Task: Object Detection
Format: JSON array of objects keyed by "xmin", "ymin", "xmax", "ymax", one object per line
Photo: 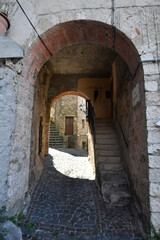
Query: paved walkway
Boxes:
[{"xmin": 21, "ymin": 148, "xmax": 141, "ymax": 240}]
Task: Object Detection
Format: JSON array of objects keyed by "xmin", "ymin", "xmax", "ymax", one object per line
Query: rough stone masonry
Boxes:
[{"xmin": 0, "ymin": 0, "xmax": 159, "ymax": 234}]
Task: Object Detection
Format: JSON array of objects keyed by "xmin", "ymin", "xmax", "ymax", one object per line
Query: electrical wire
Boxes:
[
  {"xmin": 15, "ymin": 0, "xmax": 160, "ymax": 64},
  {"xmin": 15, "ymin": 0, "xmax": 53, "ymax": 56}
]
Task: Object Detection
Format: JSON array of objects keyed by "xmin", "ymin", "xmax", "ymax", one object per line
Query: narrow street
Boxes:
[{"xmin": 22, "ymin": 148, "xmax": 141, "ymax": 240}]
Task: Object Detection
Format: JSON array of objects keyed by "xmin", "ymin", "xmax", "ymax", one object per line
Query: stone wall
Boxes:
[
  {"xmin": 51, "ymin": 95, "xmax": 88, "ymax": 149},
  {"xmin": 145, "ymin": 66, "xmax": 160, "ymax": 230},
  {"xmin": 113, "ymin": 55, "xmax": 149, "ymax": 234},
  {"xmin": 29, "ymin": 65, "xmax": 50, "ymax": 192},
  {"xmin": 0, "ymin": 60, "xmax": 19, "ymax": 212},
  {"xmin": 0, "ymin": 0, "xmax": 159, "ymax": 232}
]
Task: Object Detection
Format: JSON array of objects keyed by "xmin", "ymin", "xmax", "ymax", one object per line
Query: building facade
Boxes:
[{"xmin": 51, "ymin": 95, "xmax": 88, "ymax": 149}]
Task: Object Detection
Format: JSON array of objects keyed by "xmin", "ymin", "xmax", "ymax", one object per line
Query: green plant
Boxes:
[
  {"xmin": 6, "ymin": 216, "xmax": 18, "ymax": 226},
  {"xmin": 17, "ymin": 211, "xmax": 26, "ymax": 222},
  {"xmin": 0, "ymin": 206, "xmax": 6, "ymax": 223},
  {"xmin": 0, "ymin": 207, "xmax": 27, "ymax": 240},
  {"xmin": 52, "ymin": 230, "xmax": 59, "ymax": 236},
  {"xmin": 25, "ymin": 222, "xmax": 36, "ymax": 231},
  {"xmin": 69, "ymin": 232, "xmax": 75, "ymax": 236},
  {"xmin": 147, "ymin": 223, "xmax": 160, "ymax": 240},
  {"xmin": 0, "ymin": 227, "xmax": 7, "ymax": 240},
  {"xmin": 94, "ymin": 228, "xmax": 99, "ymax": 233},
  {"xmin": 30, "ymin": 232, "xmax": 37, "ymax": 238}
]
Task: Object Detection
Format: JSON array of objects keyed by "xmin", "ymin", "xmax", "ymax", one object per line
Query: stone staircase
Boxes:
[
  {"xmin": 95, "ymin": 118, "xmax": 131, "ymax": 206},
  {"xmin": 49, "ymin": 124, "xmax": 64, "ymax": 148}
]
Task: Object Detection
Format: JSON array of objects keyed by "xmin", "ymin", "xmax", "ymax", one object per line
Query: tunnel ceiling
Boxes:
[{"xmin": 47, "ymin": 43, "xmax": 117, "ymax": 76}]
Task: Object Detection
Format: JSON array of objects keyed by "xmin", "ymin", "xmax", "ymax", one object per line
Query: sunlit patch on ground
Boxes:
[{"xmin": 49, "ymin": 148, "xmax": 95, "ymax": 180}]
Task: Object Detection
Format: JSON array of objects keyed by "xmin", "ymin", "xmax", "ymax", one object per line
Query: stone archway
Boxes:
[
  {"xmin": 51, "ymin": 91, "xmax": 89, "ymax": 106},
  {"xmin": 8, "ymin": 20, "xmax": 149, "ymax": 233}
]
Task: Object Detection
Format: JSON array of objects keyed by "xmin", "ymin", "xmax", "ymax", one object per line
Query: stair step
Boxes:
[
  {"xmin": 49, "ymin": 124, "xmax": 64, "ymax": 147},
  {"xmin": 100, "ymin": 163, "xmax": 123, "ymax": 171},
  {"xmin": 97, "ymin": 156, "xmax": 121, "ymax": 164},
  {"xmin": 49, "ymin": 137, "xmax": 63, "ymax": 139},
  {"xmin": 95, "ymin": 124, "xmax": 114, "ymax": 127},
  {"xmin": 96, "ymin": 139, "xmax": 118, "ymax": 144},
  {"xmin": 97, "ymin": 150, "xmax": 120, "ymax": 157},
  {"xmin": 95, "ymin": 118, "xmax": 131, "ymax": 207},
  {"xmin": 95, "ymin": 144, "xmax": 119, "ymax": 150},
  {"xmin": 50, "ymin": 145, "xmax": 63, "ymax": 147},
  {"xmin": 101, "ymin": 171, "xmax": 126, "ymax": 182},
  {"xmin": 96, "ymin": 129, "xmax": 115, "ymax": 134},
  {"xmin": 96, "ymin": 134, "xmax": 117, "ymax": 139}
]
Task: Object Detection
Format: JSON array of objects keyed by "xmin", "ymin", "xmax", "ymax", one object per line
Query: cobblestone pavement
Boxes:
[{"xmin": 21, "ymin": 148, "xmax": 141, "ymax": 240}]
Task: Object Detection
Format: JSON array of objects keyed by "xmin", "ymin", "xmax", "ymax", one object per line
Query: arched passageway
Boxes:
[{"xmin": 14, "ymin": 20, "xmax": 149, "ymax": 235}]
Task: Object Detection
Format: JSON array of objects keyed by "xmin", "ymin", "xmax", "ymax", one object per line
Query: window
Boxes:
[{"xmin": 65, "ymin": 117, "xmax": 73, "ymax": 135}]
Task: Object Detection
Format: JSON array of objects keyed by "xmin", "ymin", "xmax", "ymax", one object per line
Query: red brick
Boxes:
[
  {"xmin": 115, "ymin": 31, "xmax": 139, "ymax": 75},
  {"xmin": 63, "ymin": 21, "xmax": 81, "ymax": 45}
]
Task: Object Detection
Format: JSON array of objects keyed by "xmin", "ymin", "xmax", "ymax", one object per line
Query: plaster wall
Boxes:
[
  {"xmin": 78, "ymin": 78, "xmax": 112, "ymax": 118},
  {"xmin": 0, "ymin": 61, "xmax": 18, "ymax": 211}
]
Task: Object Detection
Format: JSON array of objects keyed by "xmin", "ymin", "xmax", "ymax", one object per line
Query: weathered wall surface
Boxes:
[
  {"xmin": 145, "ymin": 66, "xmax": 160, "ymax": 229},
  {"xmin": 113, "ymin": 56, "xmax": 149, "ymax": 233},
  {"xmin": 0, "ymin": 0, "xmax": 159, "ymax": 232},
  {"xmin": 0, "ymin": 60, "xmax": 19, "ymax": 211},
  {"xmin": 29, "ymin": 65, "xmax": 50, "ymax": 191}
]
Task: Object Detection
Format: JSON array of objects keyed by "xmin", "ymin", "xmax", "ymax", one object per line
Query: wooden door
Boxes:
[{"xmin": 65, "ymin": 117, "xmax": 73, "ymax": 135}]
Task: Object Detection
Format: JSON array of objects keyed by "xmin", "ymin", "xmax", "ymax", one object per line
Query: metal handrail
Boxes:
[
  {"xmin": 86, "ymin": 100, "xmax": 96, "ymax": 143},
  {"xmin": 113, "ymin": 104, "xmax": 129, "ymax": 148}
]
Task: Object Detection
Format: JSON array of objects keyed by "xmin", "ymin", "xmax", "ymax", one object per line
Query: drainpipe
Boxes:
[{"xmin": 113, "ymin": 0, "xmax": 116, "ymax": 27}]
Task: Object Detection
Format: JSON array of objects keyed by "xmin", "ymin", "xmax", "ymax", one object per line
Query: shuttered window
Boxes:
[{"xmin": 65, "ymin": 117, "xmax": 73, "ymax": 135}]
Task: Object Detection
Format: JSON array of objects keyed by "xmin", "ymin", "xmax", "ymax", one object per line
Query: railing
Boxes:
[
  {"xmin": 86, "ymin": 100, "xmax": 96, "ymax": 143},
  {"xmin": 113, "ymin": 104, "xmax": 129, "ymax": 148}
]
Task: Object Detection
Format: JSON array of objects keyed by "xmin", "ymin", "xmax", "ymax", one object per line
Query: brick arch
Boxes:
[
  {"xmin": 50, "ymin": 91, "xmax": 89, "ymax": 107},
  {"xmin": 24, "ymin": 20, "xmax": 142, "ymax": 85}
]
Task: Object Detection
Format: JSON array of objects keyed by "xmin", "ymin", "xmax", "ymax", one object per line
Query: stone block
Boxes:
[
  {"xmin": 35, "ymin": 0, "xmax": 112, "ymax": 15},
  {"xmin": 146, "ymin": 106, "xmax": 160, "ymax": 120},
  {"xmin": 147, "ymin": 130, "xmax": 160, "ymax": 144},
  {"xmin": 145, "ymin": 92, "xmax": 160, "ymax": 105},
  {"xmin": 143, "ymin": 63, "xmax": 160, "ymax": 75},
  {"xmin": 0, "ymin": 221, "xmax": 22, "ymax": 240},
  {"xmin": 147, "ymin": 119, "xmax": 160, "ymax": 128},
  {"xmin": 116, "ymin": 0, "xmax": 160, "ymax": 7},
  {"xmin": 150, "ymin": 196, "xmax": 160, "ymax": 212},
  {"xmin": 151, "ymin": 212, "xmax": 160, "ymax": 230},
  {"xmin": 150, "ymin": 183, "xmax": 160, "ymax": 196},
  {"xmin": 149, "ymin": 169, "xmax": 160, "ymax": 183},
  {"xmin": 145, "ymin": 81, "xmax": 158, "ymax": 92},
  {"xmin": 149, "ymin": 155, "xmax": 160, "ymax": 168},
  {"xmin": 144, "ymin": 74, "xmax": 160, "ymax": 82}
]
